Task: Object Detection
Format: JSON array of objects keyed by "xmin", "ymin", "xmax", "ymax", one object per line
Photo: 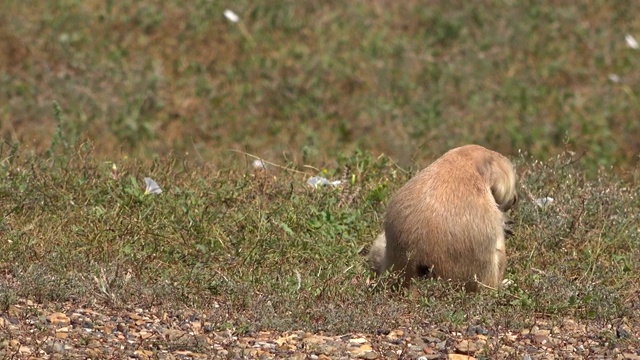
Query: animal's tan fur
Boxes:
[{"xmin": 367, "ymin": 144, "xmax": 517, "ymax": 291}]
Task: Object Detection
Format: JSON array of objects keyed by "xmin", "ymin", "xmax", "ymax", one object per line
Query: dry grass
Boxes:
[
  {"xmin": 0, "ymin": 0, "xmax": 639, "ymax": 343},
  {"xmin": 2, "ymin": 1, "xmax": 640, "ymax": 172}
]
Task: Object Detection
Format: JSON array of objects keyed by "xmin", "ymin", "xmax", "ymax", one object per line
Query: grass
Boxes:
[
  {"xmin": 1, "ymin": 141, "xmax": 638, "ymax": 338},
  {"xmin": 3, "ymin": 1, "xmax": 640, "ymax": 172},
  {"xmin": 0, "ymin": 0, "xmax": 639, "ymax": 344}
]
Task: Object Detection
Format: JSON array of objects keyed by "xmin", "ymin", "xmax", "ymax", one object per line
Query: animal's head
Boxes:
[{"xmin": 474, "ymin": 149, "xmax": 517, "ymax": 212}]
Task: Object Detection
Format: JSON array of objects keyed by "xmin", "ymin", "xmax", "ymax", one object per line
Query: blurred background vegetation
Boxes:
[{"xmin": 1, "ymin": 0, "xmax": 639, "ymax": 176}]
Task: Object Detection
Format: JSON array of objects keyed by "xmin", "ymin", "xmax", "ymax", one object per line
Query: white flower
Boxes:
[
  {"xmin": 608, "ymin": 74, "xmax": 621, "ymax": 83},
  {"xmin": 501, "ymin": 279, "xmax": 515, "ymax": 288},
  {"xmin": 109, "ymin": 162, "xmax": 120, "ymax": 180},
  {"xmin": 224, "ymin": 9, "xmax": 240, "ymax": 23},
  {"xmin": 535, "ymin": 197, "xmax": 554, "ymax": 208},
  {"xmin": 625, "ymin": 34, "xmax": 638, "ymax": 49},
  {"xmin": 307, "ymin": 176, "xmax": 343, "ymax": 188},
  {"xmin": 252, "ymin": 159, "xmax": 266, "ymax": 169},
  {"xmin": 144, "ymin": 177, "xmax": 162, "ymax": 195}
]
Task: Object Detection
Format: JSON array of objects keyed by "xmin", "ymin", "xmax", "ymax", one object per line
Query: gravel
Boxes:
[{"xmin": 0, "ymin": 299, "xmax": 638, "ymax": 359}]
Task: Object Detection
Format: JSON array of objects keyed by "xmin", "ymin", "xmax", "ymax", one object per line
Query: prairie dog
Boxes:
[{"xmin": 368, "ymin": 144, "xmax": 517, "ymax": 291}]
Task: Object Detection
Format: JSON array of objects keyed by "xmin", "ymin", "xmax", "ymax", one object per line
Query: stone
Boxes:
[
  {"xmin": 349, "ymin": 337, "xmax": 368, "ymax": 344},
  {"xmin": 18, "ymin": 346, "xmax": 31, "ymax": 355},
  {"xmin": 448, "ymin": 355, "xmax": 476, "ymax": 360},
  {"xmin": 455, "ymin": 339, "xmax": 479, "ymax": 354},
  {"xmin": 617, "ymin": 325, "xmax": 633, "ymax": 339},
  {"xmin": 46, "ymin": 312, "xmax": 70, "ymax": 326},
  {"xmin": 358, "ymin": 351, "xmax": 379, "ymax": 359}
]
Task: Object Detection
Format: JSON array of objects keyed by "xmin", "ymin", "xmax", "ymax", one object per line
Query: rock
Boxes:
[
  {"xmin": 116, "ymin": 322, "xmax": 128, "ymax": 333},
  {"xmin": 275, "ymin": 333, "xmax": 298, "ymax": 346},
  {"xmin": 448, "ymin": 355, "xmax": 476, "ymax": 360},
  {"xmin": 46, "ymin": 312, "xmax": 70, "ymax": 326},
  {"xmin": 358, "ymin": 351, "xmax": 379, "ymax": 359},
  {"xmin": 85, "ymin": 349, "xmax": 103, "ymax": 358},
  {"xmin": 52, "ymin": 342, "xmax": 65, "ymax": 353},
  {"xmin": 191, "ymin": 320, "xmax": 202, "ymax": 332},
  {"xmin": 419, "ymin": 355, "xmax": 441, "ymax": 360},
  {"xmin": 8, "ymin": 339, "xmax": 19, "ymax": 350},
  {"xmin": 350, "ymin": 343, "xmax": 373, "ymax": 352},
  {"xmin": 531, "ymin": 329, "xmax": 551, "ymax": 336},
  {"xmin": 531, "ymin": 335, "xmax": 550, "ymax": 345},
  {"xmin": 302, "ymin": 335, "xmax": 334, "ymax": 344},
  {"xmin": 349, "ymin": 344, "xmax": 374, "ymax": 357},
  {"xmin": 349, "ymin": 337, "xmax": 368, "ymax": 344},
  {"xmin": 387, "ymin": 329, "xmax": 404, "ymax": 340},
  {"xmin": 383, "ymin": 350, "xmax": 400, "ymax": 358},
  {"xmin": 7, "ymin": 306, "xmax": 20, "ymax": 317},
  {"xmin": 617, "ymin": 325, "xmax": 632, "ymax": 339},
  {"xmin": 423, "ymin": 336, "xmax": 441, "ymax": 343},
  {"xmin": 242, "ymin": 348, "xmax": 259, "ymax": 357},
  {"xmin": 315, "ymin": 344, "xmax": 337, "ymax": 355},
  {"xmin": 455, "ymin": 339, "xmax": 479, "ymax": 354},
  {"xmin": 466, "ymin": 325, "xmax": 488, "ymax": 336},
  {"xmin": 134, "ymin": 349, "xmax": 154, "ymax": 359}
]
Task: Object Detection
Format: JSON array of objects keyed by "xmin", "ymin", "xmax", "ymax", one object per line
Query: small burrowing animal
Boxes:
[{"xmin": 368, "ymin": 144, "xmax": 518, "ymax": 291}]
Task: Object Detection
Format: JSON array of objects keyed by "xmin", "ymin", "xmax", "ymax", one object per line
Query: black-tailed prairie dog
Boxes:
[{"xmin": 368, "ymin": 144, "xmax": 517, "ymax": 291}]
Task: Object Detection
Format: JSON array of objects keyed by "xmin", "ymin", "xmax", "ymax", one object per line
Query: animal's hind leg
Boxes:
[
  {"xmin": 474, "ymin": 236, "xmax": 506, "ymax": 290},
  {"xmin": 490, "ymin": 235, "xmax": 507, "ymax": 288}
]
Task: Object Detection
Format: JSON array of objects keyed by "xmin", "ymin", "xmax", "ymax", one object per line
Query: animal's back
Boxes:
[{"xmin": 382, "ymin": 145, "xmax": 508, "ymax": 287}]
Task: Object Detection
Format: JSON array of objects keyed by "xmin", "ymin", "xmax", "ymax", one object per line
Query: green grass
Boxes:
[
  {"xmin": 0, "ymin": 142, "xmax": 638, "ymax": 337},
  {"xmin": 3, "ymin": 1, "xmax": 640, "ymax": 173},
  {"xmin": 0, "ymin": 0, "xmax": 639, "ymax": 344}
]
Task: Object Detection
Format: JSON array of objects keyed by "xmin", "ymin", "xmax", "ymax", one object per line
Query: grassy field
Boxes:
[{"xmin": 1, "ymin": 0, "xmax": 639, "ymax": 344}]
